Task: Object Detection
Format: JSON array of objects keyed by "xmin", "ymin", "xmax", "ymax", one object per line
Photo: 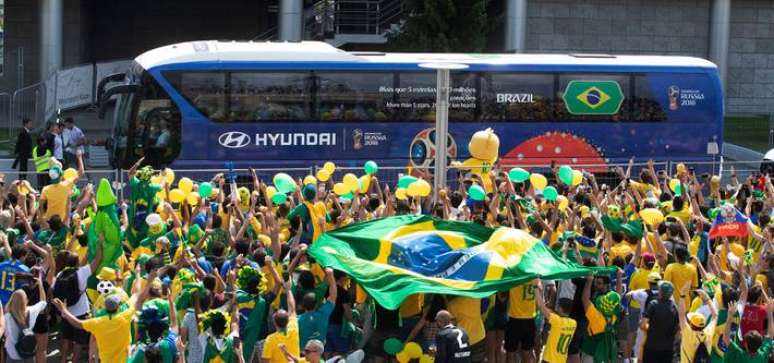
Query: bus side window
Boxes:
[
  {"xmin": 479, "ymin": 73, "xmax": 553, "ymax": 122},
  {"xmin": 316, "ymin": 72, "xmax": 394, "ymax": 122},
  {"xmin": 228, "ymin": 72, "xmax": 312, "ymax": 122},
  {"xmin": 633, "ymin": 75, "xmax": 667, "ymax": 122}
]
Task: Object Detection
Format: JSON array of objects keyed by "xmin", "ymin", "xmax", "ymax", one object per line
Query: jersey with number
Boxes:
[
  {"xmin": 435, "ymin": 324, "xmax": 472, "ymax": 363},
  {"xmin": 543, "ymin": 313, "xmax": 577, "ymax": 363},
  {"xmin": 508, "ymin": 281, "xmax": 537, "ymax": 319}
]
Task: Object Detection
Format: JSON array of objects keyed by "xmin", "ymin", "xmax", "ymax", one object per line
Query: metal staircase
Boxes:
[{"xmin": 255, "ymin": 0, "xmax": 406, "ymax": 47}]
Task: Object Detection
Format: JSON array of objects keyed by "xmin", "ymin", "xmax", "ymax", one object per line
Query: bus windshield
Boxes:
[{"xmin": 112, "ymin": 69, "xmax": 181, "ymax": 169}]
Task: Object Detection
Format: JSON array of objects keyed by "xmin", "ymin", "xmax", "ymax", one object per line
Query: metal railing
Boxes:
[
  {"xmin": 0, "ymin": 158, "xmax": 763, "ymax": 204},
  {"xmin": 11, "ymin": 83, "xmax": 46, "ymax": 133},
  {"xmin": 0, "ymin": 93, "xmax": 12, "ymax": 143}
]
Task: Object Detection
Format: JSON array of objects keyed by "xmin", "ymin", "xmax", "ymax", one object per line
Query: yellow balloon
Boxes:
[
  {"xmin": 303, "ymin": 175, "xmax": 317, "ymax": 185},
  {"xmin": 156, "ymin": 189, "xmax": 166, "ymax": 201},
  {"xmin": 571, "ymin": 170, "xmax": 584, "ymax": 186},
  {"xmin": 669, "ymin": 178, "xmax": 681, "ymax": 193},
  {"xmin": 395, "ymin": 188, "xmax": 408, "ymax": 200},
  {"xmin": 178, "ymin": 177, "xmax": 194, "ymax": 193},
  {"xmin": 407, "ymin": 181, "xmax": 422, "ymax": 197},
  {"xmin": 529, "ymin": 173, "xmax": 548, "ymax": 190},
  {"xmin": 150, "ymin": 175, "xmax": 163, "ymax": 185},
  {"xmin": 63, "ymin": 168, "xmax": 78, "ymax": 182},
  {"xmin": 556, "ymin": 195, "xmax": 569, "ymax": 211},
  {"xmin": 359, "ymin": 175, "xmax": 372, "ymax": 193},
  {"xmin": 419, "ymin": 354, "xmax": 434, "ymax": 363},
  {"xmin": 676, "ymin": 163, "xmax": 687, "ymax": 176},
  {"xmin": 187, "ymin": 192, "xmax": 200, "ymax": 206},
  {"xmin": 169, "ymin": 189, "xmax": 185, "ymax": 203},
  {"xmin": 333, "ymin": 182, "xmax": 349, "ymax": 196},
  {"xmin": 403, "ymin": 342, "xmax": 423, "ymax": 359},
  {"xmin": 639, "ymin": 208, "xmax": 664, "ymax": 225},
  {"xmin": 266, "ymin": 186, "xmax": 277, "ymax": 199},
  {"xmin": 316, "ymin": 169, "xmax": 331, "ymax": 182},
  {"xmin": 416, "ymin": 179, "xmax": 431, "ymax": 197},
  {"xmin": 396, "ymin": 351, "xmax": 410, "ymax": 363},
  {"xmin": 323, "ymin": 161, "xmax": 336, "ymax": 174},
  {"xmin": 342, "ymin": 173, "xmax": 359, "ymax": 192},
  {"xmin": 164, "ymin": 168, "xmax": 175, "ymax": 184}
]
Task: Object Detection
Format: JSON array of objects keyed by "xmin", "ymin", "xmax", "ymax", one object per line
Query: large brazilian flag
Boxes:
[{"xmin": 309, "ymin": 215, "xmax": 613, "ymax": 309}]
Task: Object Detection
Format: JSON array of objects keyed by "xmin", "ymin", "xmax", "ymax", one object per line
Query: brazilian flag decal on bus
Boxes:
[
  {"xmin": 563, "ymin": 80, "xmax": 624, "ymax": 115},
  {"xmin": 309, "ymin": 215, "xmax": 612, "ymax": 309}
]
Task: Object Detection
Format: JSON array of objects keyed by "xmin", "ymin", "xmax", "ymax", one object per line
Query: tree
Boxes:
[{"xmin": 386, "ymin": 0, "xmax": 494, "ymax": 52}]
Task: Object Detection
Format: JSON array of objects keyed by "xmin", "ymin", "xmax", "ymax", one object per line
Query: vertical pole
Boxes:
[
  {"xmin": 17, "ymin": 47, "xmax": 23, "ymax": 90},
  {"xmin": 40, "ymin": 0, "xmax": 63, "ymax": 81},
  {"xmin": 505, "ymin": 0, "xmax": 527, "ymax": 52},
  {"xmin": 709, "ymin": 0, "xmax": 730, "ymax": 87},
  {"xmin": 279, "ymin": 0, "xmax": 303, "ymax": 41},
  {"xmin": 434, "ymin": 69, "xmax": 450, "ymax": 202}
]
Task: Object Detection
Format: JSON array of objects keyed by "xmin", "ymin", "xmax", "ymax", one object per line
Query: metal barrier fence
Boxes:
[
  {"xmin": 1, "ymin": 158, "xmax": 765, "ymax": 203},
  {"xmin": 11, "ymin": 83, "xmax": 46, "ymax": 132},
  {"xmin": 0, "ymin": 93, "xmax": 12, "ymax": 143}
]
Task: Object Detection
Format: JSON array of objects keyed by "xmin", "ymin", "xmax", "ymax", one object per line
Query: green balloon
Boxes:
[
  {"xmin": 341, "ymin": 192, "xmax": 353, "ymax": 200},
  {"xmin": 71, "ymin": 186, "xmax": 81, "ymax": 201},
  {"xmin": 398, "ymin": 175, "xmax": 418, "ymax": 189},
  {"xmin": 273, "ymin": 173, "xmax": 296, "ymax": 194},
  {"xmin": 508, "ymin": 168, "xmax": 530, "ymax": 183},
  {"xmin": 558, "ymin": 165, "xmax": 573, "ymax": 186},
  {"xmin": 383, "ymin": 338, "xmax": 404, "ymax": 355},
  {"xmin": 674, "ymin": 184, "xmax": 682, "ymax": 197},
  {"xmin": 364, "ymin": 160, "xmax": 379, "ymax": 175},
  {"xmin": 271, "ymin": 193, "xmax": 288, "ymax": 204},
  {"xmin": 468, "ymin": 185, "xmax": 486, "ymax": 201},
  {"xmin": 198, "ymin": 182, "xmax": 213, "ymax": 198},
  {"xmin": 543, "ymin": 186, "xmax": 558, "ymax": 201}
]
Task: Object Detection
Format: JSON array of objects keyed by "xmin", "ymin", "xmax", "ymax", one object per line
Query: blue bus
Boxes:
[{"xmin": 100, "ymin": 41, "xmax": 723, "ymax": 172}]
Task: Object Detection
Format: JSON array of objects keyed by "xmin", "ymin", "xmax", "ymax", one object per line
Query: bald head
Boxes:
[{"xmin": 436, "ymin": 310, "xmax": 453, "ymax": 326}]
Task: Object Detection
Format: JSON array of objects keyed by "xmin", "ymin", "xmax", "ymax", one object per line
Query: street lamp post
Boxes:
[{"xmin": 418, "ymin": 63, "xmax": 469, "ymax": 202}]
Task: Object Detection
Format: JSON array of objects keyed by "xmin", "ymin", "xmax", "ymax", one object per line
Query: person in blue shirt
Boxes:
[
  {"xmin": 298, "ymin": 267, "xmax": 337, "ymax": 349},
  {"xmin": 0, "ymin": 244, "xmax": 31, "ymax": 305}
]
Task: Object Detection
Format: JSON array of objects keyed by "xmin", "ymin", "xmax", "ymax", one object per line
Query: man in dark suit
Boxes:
[{"xmin": 12, "ymin": 118, "xmax": 33, "ymax": 180}]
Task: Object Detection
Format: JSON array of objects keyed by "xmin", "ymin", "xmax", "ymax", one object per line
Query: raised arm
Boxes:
[
  {"xmin": 535, "ymin": 280, "xmax": 552, "ymax": 318},
  {"xmin": 325, "ymin": 267, "xmax": 337, "ymax": 304},
  {"xmin": 582, "ymin": 275, "xmax": 593, "ymax": 310}
]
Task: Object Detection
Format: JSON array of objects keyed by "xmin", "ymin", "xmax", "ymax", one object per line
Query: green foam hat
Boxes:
[{"xmin": 96, "ymin": 178, "xmax": 117, "ymax": 207}]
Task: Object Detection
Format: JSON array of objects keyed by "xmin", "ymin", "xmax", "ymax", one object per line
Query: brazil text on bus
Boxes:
[{"xmin": 100, "ymin": 41, "xmax": 723, "ymax": 173}]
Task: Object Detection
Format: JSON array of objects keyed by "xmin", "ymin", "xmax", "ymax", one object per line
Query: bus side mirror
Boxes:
[
  {"xmin": 98, "ymin": 84, "xmax": 140, "ymax": 119},
  {"xmin": 96, "ymin": 73, "xmax": 126, "ymax": 105}
]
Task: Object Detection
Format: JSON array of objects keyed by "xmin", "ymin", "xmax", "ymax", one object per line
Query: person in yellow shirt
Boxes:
[
  {"xmin": 536, "ymin": 281, "xmax": 576, "ymax": 363},
  {"xmin": 664, "ymin": 245, "xmax": 698, "ymax": 306},
  {"xmin": 40, "ymin": 152, "xmax": 83, "ymax": 220},
  {"xmin": 52, "ymin": 267, "xmax": 155, "ymax": 363},
  {"xmin": 447, "ymin": 296, "xmax": 486, "ymax": 362},
  {"xmin": 677, "ymin": 286, "xmax": 717, "ymax": 363},
  {"xmin": 505, "ymin": 280, "xmax": 537, "ymax": 363},
  {"xmin": 262, "ymin": 277, "xmax": 299, "ymax": 363}
]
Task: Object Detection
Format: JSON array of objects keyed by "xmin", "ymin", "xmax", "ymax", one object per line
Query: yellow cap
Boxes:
[{"xmin": 687, "ymin": 312, "xmax": 706, "ymax": 328}]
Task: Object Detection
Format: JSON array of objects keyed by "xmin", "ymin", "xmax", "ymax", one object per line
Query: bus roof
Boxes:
[{"xmin": 136, "ymin": 40, "xmax": 718, "ymax": 70}]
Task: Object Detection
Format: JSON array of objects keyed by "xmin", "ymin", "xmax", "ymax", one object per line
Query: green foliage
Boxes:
[{"xmin": 386, "ymin": 0, "xmax": 494, "ymax": 52}]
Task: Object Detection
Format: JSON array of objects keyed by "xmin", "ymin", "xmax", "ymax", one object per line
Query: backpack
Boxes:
[
  {"xmin": 13, "ymin": 313, "xmax": 36, "ymax": 358},
  {"xmin": 643, "ymin": 289, "xmax": 657, "ymax": 310},
  {"xmin": 693, "ymin": 334, "xmax": 710, "ymax": 363},
  {"xmin": 53, "ymin": 268, "xmax": 81, "ymax": 306}
]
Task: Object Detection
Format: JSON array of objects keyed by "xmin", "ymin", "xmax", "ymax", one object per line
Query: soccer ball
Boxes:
[
  {"xmin": 97, "ymin": 280, "xmax": 115, "ymax": 296},
  {"xmin": 408, "ymin": 128, "xmax": 457, "ymax": 171}
]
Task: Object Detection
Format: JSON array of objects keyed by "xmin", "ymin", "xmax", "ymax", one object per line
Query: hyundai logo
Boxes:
[{"xmin": 218, "ymin": 132, "xmax": 251, "ymax": 148}]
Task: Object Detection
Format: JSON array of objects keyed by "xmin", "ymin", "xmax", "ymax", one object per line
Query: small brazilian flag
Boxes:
[{"xmin": 309, "ymin": 215, "xmax": 613, "ymax": 309}]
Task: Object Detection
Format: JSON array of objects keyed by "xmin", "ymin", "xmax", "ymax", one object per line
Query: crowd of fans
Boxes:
[{"xmin": 0, "ymin": 150, "xmax": 772, "ymax": 363}]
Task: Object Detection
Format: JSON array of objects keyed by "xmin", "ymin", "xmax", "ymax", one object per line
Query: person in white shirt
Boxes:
[
  {"xmin": 52, "ymin": 123, "xmax": 64, "ymax": 164},
  {"xmin": 5, "ymin": 279, "xmax": 44, "ymax": 362},
  {"xmin": 62, "ymin": 118, "xmax": 85, "ymax": 169}
]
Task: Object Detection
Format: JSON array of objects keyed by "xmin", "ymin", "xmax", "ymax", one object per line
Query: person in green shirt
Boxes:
[
  {"xmin": 722, "ymin": 297, "xmax": 774, "ymax": 363},
  {"xmin": 298, "ymin": 267, "xmax": 336, "ymax": 349},
  {"xmin": 237, "ymin": 257, "xmax": 282, "ymax": 363},
  {"xmin": 130, "ymin": 288, "xmax": 179, "ymax": 363}
]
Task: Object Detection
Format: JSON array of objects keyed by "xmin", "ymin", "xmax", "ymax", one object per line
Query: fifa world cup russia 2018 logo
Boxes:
[
  {"xmin": 668, "ymin": 86, "xmax": 680, "ymax": 111},
  {"xmin": 353, "ymin": 129, "xmax": 363, "ymax": 150}
]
